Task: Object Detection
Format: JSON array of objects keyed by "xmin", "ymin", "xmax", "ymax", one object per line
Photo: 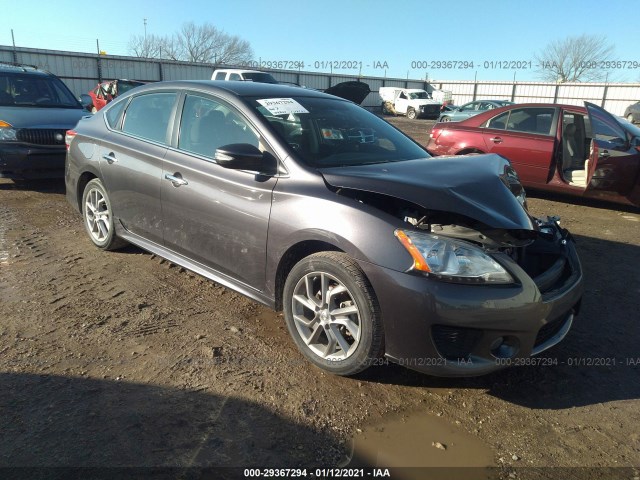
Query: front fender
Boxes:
[{"xmin": 265, "ymin": 186, "xmax": 412, "ymax": 296}]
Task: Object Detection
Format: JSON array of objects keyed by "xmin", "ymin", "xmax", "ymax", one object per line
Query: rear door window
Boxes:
[{"xmin": 122, "ymin": 92, "xmax": 177, "ymax": 144}]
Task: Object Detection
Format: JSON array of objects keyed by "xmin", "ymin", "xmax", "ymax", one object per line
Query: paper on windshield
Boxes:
[{"xmin": 257, "ymin": 98, "xmax": 309, "ymax": 115}]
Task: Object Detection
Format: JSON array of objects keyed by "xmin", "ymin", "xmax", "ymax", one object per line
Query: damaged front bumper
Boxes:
[{"xmin": 359, "ymin": 217, "xmax": 583, "ymax": 376}]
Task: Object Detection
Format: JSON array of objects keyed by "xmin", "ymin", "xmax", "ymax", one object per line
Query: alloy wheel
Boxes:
[
  {"xmin": 85, "ymin": 187, "xmax": 111, "ymax": 243},
  {"xmin": 291, "ymin": 271, "xmax": 361, "ymax": 361}
]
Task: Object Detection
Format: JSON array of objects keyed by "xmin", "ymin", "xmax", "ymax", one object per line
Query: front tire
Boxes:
[
  {"xmin": 82, "ymin": 178, "xmax": 126, "ymax": 250},
  {"xmin": 440, "ymin": 116, "xmax": 451, "ymax": 122},
  {"xmin": 407, "ymin": 107, "xmax": 417, "ymax": 120},
  {"xmin": 627, "ymin": 114, "xmax": 635, "ymax": 124},
  {"xmin": 283, "ymin": 252, "xmax": 384, "ymax": 376}
]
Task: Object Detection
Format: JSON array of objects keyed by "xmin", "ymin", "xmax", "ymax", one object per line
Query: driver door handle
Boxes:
[
  {"xmin": 489, "ymin": 137, "xmax": 503, "ymax": 144},
  {"xmin": 599, "ymin": 150, "xmax": 610, "ymax": 158},
  {"xmin": 165, "ymin": 173, "xmax": 189, "ymax": 187},
  {"xmin": 102, "ymin": 153, "xmax": 117, "ymax": 164}
]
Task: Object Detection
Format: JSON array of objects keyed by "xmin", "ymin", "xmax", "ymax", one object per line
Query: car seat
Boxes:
[{"xmin": 562, "ymin": 123, "xmax": 587, "ymax": 186}]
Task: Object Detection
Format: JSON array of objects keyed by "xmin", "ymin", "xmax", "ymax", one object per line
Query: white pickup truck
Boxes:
[
  {"xmin": 379, "ymin": 87, "xmax": 445, "ymax": 119},
  {"xmin": 212, "ymin": 69, "xmax": 278, "ymax": 84}
]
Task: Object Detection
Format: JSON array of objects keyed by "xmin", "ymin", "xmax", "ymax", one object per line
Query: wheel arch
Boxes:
[
  {"xmin": 76, "ymin": 169, "xmax": 101, "ymax": 214},
  {"xmin": 456, "ymin": 148, "xmax": 485, "ymax": 155},
  {"xmin": 273, "ymin": 240, "xmax": 344, "ymax": 311}
]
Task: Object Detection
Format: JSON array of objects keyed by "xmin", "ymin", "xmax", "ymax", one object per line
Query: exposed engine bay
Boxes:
[{"xmin": 334, "ymin": 187, "xmax": 575, "ymax": 291}]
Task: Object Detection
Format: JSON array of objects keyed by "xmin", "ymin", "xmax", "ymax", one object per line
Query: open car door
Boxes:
[
  {"xmin": 324, "ymin": 81, "xmax": 371, "ymax": 105},
  {"xmin": 585, "ymin": 102, "xmax": 640, "ymax": 196}
]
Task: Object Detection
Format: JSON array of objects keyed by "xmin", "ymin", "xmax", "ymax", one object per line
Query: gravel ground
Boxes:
[{"xmin": 0, "ymin": 117, "xmax": 639, "ymax": 479}]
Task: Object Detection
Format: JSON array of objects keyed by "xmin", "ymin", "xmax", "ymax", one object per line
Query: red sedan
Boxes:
[
  {"xmin": 87, "ymin": 79, "xmax": 145, "ymax": 113},
  {"xmin": 426, "ymin": 102, "xmax": 640, "ymax": 207}
]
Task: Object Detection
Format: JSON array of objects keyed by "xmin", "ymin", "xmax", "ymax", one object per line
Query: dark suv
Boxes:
[{"xmin": 0, "ymin": 63, "xmax": 88, "ymax": 180}]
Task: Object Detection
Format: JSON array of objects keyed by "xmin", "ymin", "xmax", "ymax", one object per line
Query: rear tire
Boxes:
[
  {"xmin": 82, "ymin": 178, "xmax": 127, "ymax": 250},
  {"xmin": 283, "ymin": 252, "xmax": 384, "ymax": 376},
  {"xmin": 627, "ymin": 114, "xmax": 635, "ymax": 124},
  {"xmin": 440, "ymin": 116, "xmax": 451, "ymax": 122}
]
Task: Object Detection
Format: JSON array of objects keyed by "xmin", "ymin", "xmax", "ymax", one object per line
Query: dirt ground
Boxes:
[{"xmin": 1, "ymin": 117, "xmax": 639, "ymax": 479}]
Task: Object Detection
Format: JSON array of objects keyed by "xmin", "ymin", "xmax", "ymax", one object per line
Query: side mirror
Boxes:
[
  {"xmin": 79, "ymin": 94, "xmax": 94, "ymax": 110},
  {"xmin": 215, "ymin": 143, "xmax": 277, "ymax": 174}
]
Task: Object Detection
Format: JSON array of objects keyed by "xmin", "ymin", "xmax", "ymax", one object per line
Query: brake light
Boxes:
[{"xmin": 65, "ymin": 130, "xmax": 77, "ymax": 150}]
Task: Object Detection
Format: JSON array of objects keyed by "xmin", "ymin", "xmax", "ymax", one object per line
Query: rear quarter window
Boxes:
[{"xmin": 105, "ymin": 100, "xmax": 126, "ymax": 129}]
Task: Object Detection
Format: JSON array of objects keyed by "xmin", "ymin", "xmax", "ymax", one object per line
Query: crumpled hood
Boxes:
[
  {"xmin": 0, "ymin": 106, "xmax": 87, "ymax": 129},
  {"xmin": 320, "ymin": 154, "xmax": 537, "ymax": 231}
]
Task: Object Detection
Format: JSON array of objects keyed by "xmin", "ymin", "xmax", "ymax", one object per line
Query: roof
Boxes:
[
  {"xmin": 129, "ymin": 80, "xmax": 337, "ymax": 100},
  {"xmin": 0, "ymin": 62, "xmax": 53, "ymax": 77},
  {"xmin": 0, "ymin": 62, "xmax": 52, "ymax": 76}
]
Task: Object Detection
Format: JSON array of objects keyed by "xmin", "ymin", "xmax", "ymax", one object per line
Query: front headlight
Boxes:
[
  {"xmin": 0, "ymin": 121, "xmax": 17, "ymax": 141},
  {"xmin": 395, "ymin": 229, "xmax": 514, "ymax": 284}
]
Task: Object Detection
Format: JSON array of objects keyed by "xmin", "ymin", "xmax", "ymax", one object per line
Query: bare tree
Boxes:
[
  {"xmin": 128, "ymin": 34, "xmax": 164, "ymax": 59},
  {"xmin": 128, "ymin": 22, "xmax": 253, "ymax": 65},
  {"xmin": 215, "ymin": 35, "xmax": 253, "ymax": 65},
  {"xmin": 158, "ymin": 34, "xmax": 183, "ymax": 61},
  {"xmin": 535, "ymin": 34, "xmax": 615, "ymax": 83}
]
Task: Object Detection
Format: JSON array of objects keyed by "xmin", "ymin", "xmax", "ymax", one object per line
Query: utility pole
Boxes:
[
  {"xmin": 11, "ymin": 29, "xmax": 18, "ymax": 63},
  {"xmin": 144, "ymin": 18, "xmax": 147, "ymax": 40}
]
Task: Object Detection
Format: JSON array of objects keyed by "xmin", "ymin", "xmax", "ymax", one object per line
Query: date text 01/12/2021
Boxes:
[
  {"xmin": 244, "ymin": 468, "xmax": 391, "ymax": 477},
  {"xmin": 239, "ymin": 60, "xmax": 390, "ymax": 70},
  {"xmin": 408, "ymin": 59, "xmax": 640, "ymax": 70}
]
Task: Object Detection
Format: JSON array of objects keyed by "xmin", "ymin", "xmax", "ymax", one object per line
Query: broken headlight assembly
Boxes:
[{"xmin": 395, "ymin": 229, "xmax": 514, "ymax": 285}]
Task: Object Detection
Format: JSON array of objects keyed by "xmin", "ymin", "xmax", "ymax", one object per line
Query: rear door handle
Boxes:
[
  {"xmin": 489, "ymin": 137, "xmax": 503, "ymax": 144},
  {"xmin": 164, "ymin": 173, "xmax": 189, "ymax": 187},
  {"xmin": 599, "ymin": 150, "xmax": 610, "ymax": 158},
  {"xmin": 102, "ymin": 153, "xmax": 117, "ymax": 164}
]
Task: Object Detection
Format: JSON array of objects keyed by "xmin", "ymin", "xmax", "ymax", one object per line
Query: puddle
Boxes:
[{"xmin": 342, "ymin": 411, "xmax": 495, "ymax": 480}]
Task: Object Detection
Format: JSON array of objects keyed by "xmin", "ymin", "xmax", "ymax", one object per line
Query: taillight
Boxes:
[
  {"xmin": 65, "ymin": 130, "xmax": 77, "ymax": 150},
  {"xmin": 430, "ymin": 127, "xmax": 442, "ymax": 140}
]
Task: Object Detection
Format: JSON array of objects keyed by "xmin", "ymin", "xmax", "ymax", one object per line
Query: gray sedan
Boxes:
[
  {"xmin": 438, "ymin": 100, "xmax": 514, "ymax": 122},
  {"xmin": 65, "ymin": 81, "xmax": 582, "ymax": 377}
]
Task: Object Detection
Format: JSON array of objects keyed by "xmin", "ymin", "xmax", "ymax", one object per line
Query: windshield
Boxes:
[
  {"xmin": 0, "ymin": 72, "xmax": 81, "ymax": 108},
  {"xmin": 243, "ymin": 73, "xmax": 278, "ymax": 84},
  {"xmin": 248, "ymin": 96, "xmax": 429, "ymax": 167},
  {"xmin": 408, "ymin": 91, "xmax": 429, "ymax": 100}
]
